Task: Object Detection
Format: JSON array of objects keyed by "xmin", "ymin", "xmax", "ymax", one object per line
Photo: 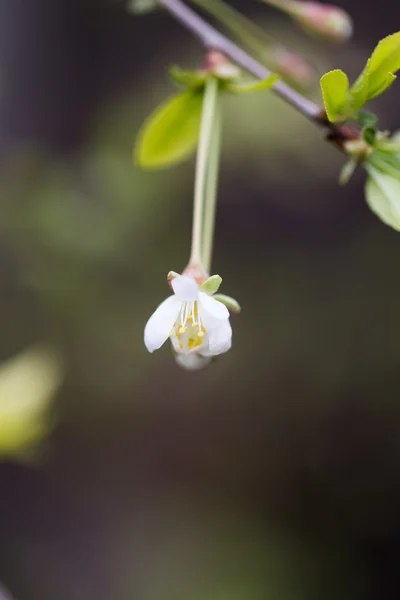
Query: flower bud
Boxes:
[
  {"xmin": 270, "ymin": 46, "xmax": 316, "ymax": 91},
  {"xmin": 290, "ymin": 2, "xmax": 353, "ymax": 43},
  {"xmin": 344, "ymin": 139, "xmax": 373, "ymax": 162},
  {"xmin": 203, "ymin": 51, "xmax": 241, "ymax": 81}
]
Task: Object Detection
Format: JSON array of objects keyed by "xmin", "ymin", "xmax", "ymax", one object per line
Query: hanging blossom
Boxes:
[{"xmin": 144, "ymin": 273, "xmax": 239, "ymax": 370}]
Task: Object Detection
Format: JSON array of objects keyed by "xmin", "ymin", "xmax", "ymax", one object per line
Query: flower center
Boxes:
[{"xmin": 170, "ymin": 301, "xmax": 206, "ymax": 353}]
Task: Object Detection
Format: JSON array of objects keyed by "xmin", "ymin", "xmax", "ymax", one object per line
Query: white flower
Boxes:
[{"xmin": 144, "ymin": 275, "xmax": 232, "ymax": 365}]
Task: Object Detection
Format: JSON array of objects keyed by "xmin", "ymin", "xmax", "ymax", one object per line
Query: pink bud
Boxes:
[
  {"xmin": 271, "ymin": 46, "xmax": 316, "ymax": 91},
  {"xmin": 203, "ymin": 51, "xmax": 241, "ymax": 80},
  {"xmin": 291, "ymin": 2, "xmax": 353, "ymax": 43}
]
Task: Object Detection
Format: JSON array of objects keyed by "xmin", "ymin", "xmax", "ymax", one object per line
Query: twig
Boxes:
[{"xmin": 158, "ymin": 0, "xmax": 359, "ymax": 149}]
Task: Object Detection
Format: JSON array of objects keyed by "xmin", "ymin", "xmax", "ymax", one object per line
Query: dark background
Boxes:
[{"xmin": 1, "ymin": 1, "xmax": 400, "ymax": 598}]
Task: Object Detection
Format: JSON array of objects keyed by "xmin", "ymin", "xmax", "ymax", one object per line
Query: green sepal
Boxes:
[
  {"xmin": 169, "ymin": 65, "xmax": 207, "ymax": 89},
  {"xmin": 167, "ymin": 271, "xmax": 180, "ymax": 283},
  {"xmin": 213, "ymin": 293, "xmax": 241, "ymax": 313},
  {"xmin": 225, "ymin": 74, "xmax": 279, "ymax": 95},
  {"xmin": 134, "ymin": 89, "xmax": 203, "ymax": 169},
  {"xmin": 200, "ymin": 274, "xmax": 222, "ymax": 295},
  {"xmin": 127, "ymin": 0, "xmax": 158, "ymax": 15}
]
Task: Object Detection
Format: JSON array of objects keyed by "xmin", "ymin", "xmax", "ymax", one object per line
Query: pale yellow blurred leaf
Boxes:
[{"xmin": 0, "ymin": 346, "xmax": 63, "ymax": 459}]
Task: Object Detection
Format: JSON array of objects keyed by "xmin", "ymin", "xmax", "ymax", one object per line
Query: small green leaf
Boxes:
[
  {"xmin": 320, "ymin": 70, "xmax": 349, "ymax": 122},
  {"xmin": 349, "ymin": 32, "xmax": 400, "ymax": 108},
  {"xmin": 213, "ymin": 294, "xmax": 241, "ymax": 313},
  {"xmin": 226, "ymin": 74, "xmax": 279, "ymax": 95},
  {"xmin": 362, "ymin": 126, "xmax": 376, "ymax": 145},
  {"xmin": 200, "ymin": 274, "xmax": 222, "ymax": 295},
  {"xmin": 365, "ymin": 163, "xmax": 400, "ymax": 230},
  {"xmin": 135, "ymin": 89, "xmax": 203, "ymax": 169},
  {"xmin": 357, "ymin": 110, "xmax": 378, "ymax": 126},
  {"xmin": 366, "ymin": 32, "xmax": 400, "ymax": 98},
  {"xmin": 127, "ymin": 0, "xmax": 158, "ymax": 14}
]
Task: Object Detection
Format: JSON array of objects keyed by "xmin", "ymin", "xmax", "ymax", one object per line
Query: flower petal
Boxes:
[
  {"xmin": 205, "ymin": 318, "xmax": 232, "ymax": 356},
  {"xmin": 199, "ymin": 292, "xmax": 229, "ymax": 321},
  {"xmin": 144, "ymin": 296, "xmax": 182, "ymax": 353},
  {"xmin": 175, "ymin": 353, "xmax": 211, "ymax": 371},
  {"xmin": 171, "ymin": 275, "xmax": 199, "ymax": 301}
]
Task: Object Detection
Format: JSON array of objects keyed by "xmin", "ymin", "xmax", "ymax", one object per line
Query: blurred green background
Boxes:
[{"xmin": 1, "ymin": 1, "xmax": 400, "ymax": 598}]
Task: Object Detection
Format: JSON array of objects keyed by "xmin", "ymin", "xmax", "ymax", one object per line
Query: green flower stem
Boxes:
[
  {"xmin": 202, "ymin": 96, "xmax": 222, "ymax": 273},
  {"xmin": 189, "ymin": 75, "xmax": 220, "ymax": 268}
]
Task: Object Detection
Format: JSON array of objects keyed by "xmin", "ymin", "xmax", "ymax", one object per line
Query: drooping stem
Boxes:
[
  {"xmin": 202, "ymin": 95, "xmax": 222, "ymax": 273},
  {"xmin": 189, "ymin": 75, "xmax": 219, "ymax": 267},
  {"xmin": 158, "ymin": 0, "xmax": 359, "ymax": 147}
]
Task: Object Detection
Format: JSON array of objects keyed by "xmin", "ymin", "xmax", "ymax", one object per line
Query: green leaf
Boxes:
[
  {"xmin": 348, "ymin": 64, "xmax": 370, "ymax": 112},
  {"xmin": 367, "ymin": 32, "xmax": 400, "ymax": 98},
  {"xmin": 0, "ymin": 346, "xmax": 63, "ymax": 459},
  {"xmin": 134, "ymin": 89, "xmax": 203, "ymax": 169},
  {"xmin": 320, "ymin": 70, "xmax": 349, "ymax": 122},
  {"xmin": 200, "ymin": 274, "xmax": 222, "ymax": 295},
  {"xmin": 349, "ymin": 32, "xmax": 400, "ymax": 108},
  {"xmin": 127, "ymin": 0, "xmax": 158, "ymax": 14},
  {"xmin": 362, "ymin": 126, "xmax": 376, "ymax": 145},
  {"xmin": 375, "ymin": 139, "xmax": 400, "ymax": 153},
  {"xmin": 365, "ymin": 164, "xmax": 400, "ymax": 230},
  {"xmin": 368, "ymin": 150, "xmax": 400, "ymax": 178},
  {"xmin": 357, "ymin": 110, "xmax": 378, "ymax": 126},
  {"xmin": 226, "ymin": 74, "xmax": 279, "ymax": 95},
  {"xmin": 327, "ymin": 33, "xmax": 400, "ymax": 120},
  {"xmin": 368, "ymin": 72, "xmax": 397, "ymax": 99}
]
